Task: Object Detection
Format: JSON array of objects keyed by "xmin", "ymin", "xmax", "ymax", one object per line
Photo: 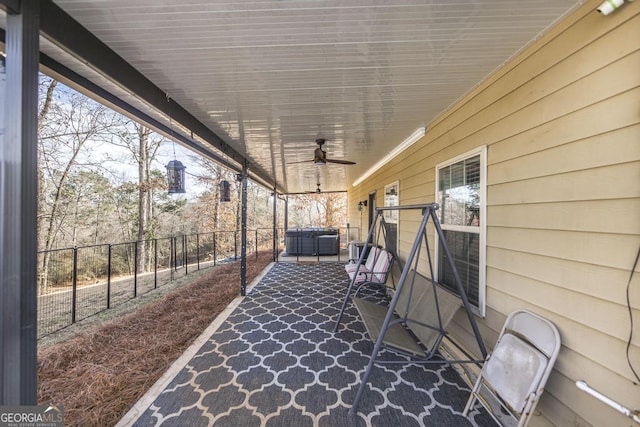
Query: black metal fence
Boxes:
[
  {"xmin": 36, "ymin": 228, "xmax": 281, "ymax": 338},
  {"xmin": 36, "ymin": 225, "xmax": 363, "ymax": 338}
]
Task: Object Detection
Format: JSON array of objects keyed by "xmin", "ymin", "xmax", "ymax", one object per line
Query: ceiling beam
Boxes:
[
  {"xmin": 0, "ymin": 28, "xmax": 282, "ymax": 192},
  {"xmin": 37, "ymin": 48, "xmax": 279, "ymax": 190},
  {"xmin": 0, "ymin": 0, "xmax": 20, "ymax": 14},
  {"xmin": 37, "ymin": 0, "xmax": 281, "ymax": 192}
]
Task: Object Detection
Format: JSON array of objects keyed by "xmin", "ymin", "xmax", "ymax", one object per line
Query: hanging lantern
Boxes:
[
  {"xmin": 219, "ymin": 179, "xmax": 231, "ymax": 202},
  {"xmin": 166, "ymin": 160, "xmax": 186, "ymax": 194}
]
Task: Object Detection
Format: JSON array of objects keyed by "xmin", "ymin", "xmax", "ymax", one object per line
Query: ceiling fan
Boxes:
[
  {"xmin": 305, "ymin": 182, "xmax": 346, "ymax": 194},
  {"xmin": 289, "ymin": 138, "xmax": 356, "ymax": 165},
  {"xmin": 288, "ymin": 182, "xmax": 323, "ymax": 195}
]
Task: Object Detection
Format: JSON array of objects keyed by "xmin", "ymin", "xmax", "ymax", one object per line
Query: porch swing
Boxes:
[{"xmin": 333, "ymin": 203, "xmax": 488, "ymax": 415}]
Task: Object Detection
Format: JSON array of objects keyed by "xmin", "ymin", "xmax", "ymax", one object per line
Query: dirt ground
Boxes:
[{"xmin": 37, "ymin": 251, "xmax": 274, "ymax": 427}]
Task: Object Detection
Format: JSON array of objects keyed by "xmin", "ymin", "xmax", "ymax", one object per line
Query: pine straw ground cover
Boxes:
[{"xmin": 38, "ymin": 251, "xmax": 274, "ymax": 427}]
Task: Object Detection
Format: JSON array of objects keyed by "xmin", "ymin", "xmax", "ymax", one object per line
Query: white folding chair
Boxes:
[{"xmin": 463, "ymin": 309, "xmax": 561, "ymax": 427}]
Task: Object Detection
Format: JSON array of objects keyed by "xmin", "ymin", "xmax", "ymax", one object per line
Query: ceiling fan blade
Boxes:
[
  {"xmin": 325, "ymin": 158, "xmax": 356, "ymax": 165},
  {"xmin": 286, "ymin": 138, "xmax": 355, "ymax": 166}
]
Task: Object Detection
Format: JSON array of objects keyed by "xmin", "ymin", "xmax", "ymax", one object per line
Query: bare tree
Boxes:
[
  {"xmin": 37, "ymin": 78, "xmax": 58, "ymax": 252},
  {"xmin": 187, "ymin": 155, "xmax": 226, "ymax": 232},
  {"xmin": 106, "ymin": 120, "xmax": 164, "ymax": 274},
  {"xmin": 288, "ymin": 193, "xmax": 347, "ymax": 228},
  {"xmin": 35, "ymin": 76, "xmax": 281, "ymax": 293},
  {"xmin": 185, "ymin": 156, "xmax": 277, "ymax": 255},
  {"xmin": 37, "ymin": 78, "xmax": 114, "ymax": 292}
]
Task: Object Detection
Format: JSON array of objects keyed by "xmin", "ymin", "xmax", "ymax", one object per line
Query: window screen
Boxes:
[
  {"xmin": 437, "ymin": 152, "xmax": 484, "ymax": 312},
  {"xmin": 438, "ymin": 155, "xmax": 480, "ymax": 227}
]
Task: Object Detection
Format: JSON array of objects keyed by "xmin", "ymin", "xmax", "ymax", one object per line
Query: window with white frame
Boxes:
[
  {"xmin": 384, "ymin": 181, "xmax": 399, "ymax": 256},
  {"xmin": 436, "ymin": 147, "xmax": 486, "ymax": 315}
]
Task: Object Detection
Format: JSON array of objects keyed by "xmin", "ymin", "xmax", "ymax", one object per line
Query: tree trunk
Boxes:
[
  {"xmin": 146, "ymin": 187, "xmax": 154, "ymax": 272},
  {"xmin": 136, "ymin": 125, "xmax": 150, "ymax": 274},
  {"xmin": 37, "ymin": 79, "xmax": 58, "ymax": 293}
]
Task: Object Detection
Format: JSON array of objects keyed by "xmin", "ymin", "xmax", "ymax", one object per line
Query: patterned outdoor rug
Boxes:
[{"xmin": 131, "ymin": 262, "xmax": 494, "ymax": 426}]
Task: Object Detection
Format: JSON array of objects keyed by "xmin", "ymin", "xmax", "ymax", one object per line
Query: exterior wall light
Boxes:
[{"xmin": 597, "ymin": 0, "xmax": 630, "ymax": 15}]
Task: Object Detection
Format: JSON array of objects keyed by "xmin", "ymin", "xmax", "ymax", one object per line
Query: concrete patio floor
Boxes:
[
  {"xmin": 118, "ymin": 261, "xmax": 495, "ymax": 427},
  {"xmin": 277, "ymin": 248, "xmax": 349, "ymax": 263}
]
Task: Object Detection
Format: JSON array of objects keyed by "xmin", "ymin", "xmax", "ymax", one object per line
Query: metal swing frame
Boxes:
[{"xmin": 333, "ymin": 203, "xmax": 488, "ymax": 415}]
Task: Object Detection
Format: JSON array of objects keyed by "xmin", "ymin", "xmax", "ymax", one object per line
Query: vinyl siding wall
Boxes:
[{"xmin": 346, "ymin": 1, "xmax": 640, "ymax": 425}]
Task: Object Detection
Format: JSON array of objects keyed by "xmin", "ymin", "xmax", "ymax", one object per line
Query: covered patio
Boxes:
[
  {"xmin": 1, "ymin": 0, "xmax": 638, "ymax": 425},
  {"xmin": 118, "ymin": 261, "xmax": 495, "ymax": 426}
]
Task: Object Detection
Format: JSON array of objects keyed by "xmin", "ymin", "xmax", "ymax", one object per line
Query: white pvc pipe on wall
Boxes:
[{"xmin": 576, "ymin": 381, "xmax": 640, "ymax": 424}]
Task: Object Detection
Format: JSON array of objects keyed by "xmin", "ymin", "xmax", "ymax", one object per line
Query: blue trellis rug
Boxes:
[{"xmin": 130, "ymin": 262, "xmax": 494, "ymax": 427}]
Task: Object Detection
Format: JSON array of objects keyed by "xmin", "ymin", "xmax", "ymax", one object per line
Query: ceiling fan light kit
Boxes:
[{"xmin": 289, "ymin": 138, "xmax": 356, "ymax": 166}]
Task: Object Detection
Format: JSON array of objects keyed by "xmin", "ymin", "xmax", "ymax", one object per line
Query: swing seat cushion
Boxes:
[
  {"xmin": 347, "ymin": 249, "xmax": 393, "ymax": 284},
  {"xmin": 345, "ymin": 247, "xmax": 380, "ymax": 274},
  {"xmin": 351, "ymin": 297, "xmax": 423, "ymax": 354},
  {"xmin": 395, "ymin": 272, "xmax": 461, "ymax": 351},
  {"xmin": 352, "ymin": 270, "xmax": 461, "ymax": 356}
]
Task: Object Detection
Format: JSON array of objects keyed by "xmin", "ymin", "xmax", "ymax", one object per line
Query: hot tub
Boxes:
[{"xmin": 285, "ymin": 228, "xmax": 339, "ymax": 256}]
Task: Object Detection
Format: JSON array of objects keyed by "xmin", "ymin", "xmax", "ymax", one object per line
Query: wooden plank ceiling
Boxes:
[{"xmin": 25, "ymin": 0, "xmax": 582, "ymax": 193}]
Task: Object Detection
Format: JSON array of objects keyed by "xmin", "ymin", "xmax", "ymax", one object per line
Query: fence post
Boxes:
[
  {"xmin": 71, "ymin": 247, "xmax": 78, "ymax": 324},
  {"xmin": 170, "ymin": 237, "xmax": 175, "ymax": 280},
  {"xmin": 234, "ymin": 231, "xmax": 238, "ymax": 260},
  {"xmin": 184, "ymin": 234, "xmax": 188, "ymax": 276},
  {"xmin": 154, "ymin": 238, "xmax": 158, "ymax": 289},
  {"xmin": 255, "ymin": 229, "xmax": 259, "ymax": 259},
  {"xmin": 196, "ymin": 233, "xmax": 200, "ymax": 270},
  {"xmin": 213, "ymin": 232, "xmax": 217, "ymax": 266},
  {"xmin": 133, "ymin": 240, "xmax": 138, "ymax": 298},
  {"xmin": 107, "ymin": 244, "xmax": 112, "ymax": 309},
  {"xmin": 174, "ymin": 236, "xmax": 178, "ymax": 273}
]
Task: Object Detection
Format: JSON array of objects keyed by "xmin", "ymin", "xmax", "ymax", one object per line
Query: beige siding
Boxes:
[{"xmin": 347, "ymin": 1, "xmax": 640, "ymax": 425}]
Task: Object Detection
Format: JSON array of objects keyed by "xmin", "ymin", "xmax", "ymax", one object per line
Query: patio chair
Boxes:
[{"xmin": 463, "ymin": 309, "xmax": 561, "ymax": 427}]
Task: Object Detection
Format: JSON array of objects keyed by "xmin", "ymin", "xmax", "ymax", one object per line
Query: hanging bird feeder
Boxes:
[
  {"xmin": 219, "ymin": 179, "xmax": 231, "ymax": 202},
  {"xmin": 166, "ymin": 159, "xmax": 186, "ymax": 194}
]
